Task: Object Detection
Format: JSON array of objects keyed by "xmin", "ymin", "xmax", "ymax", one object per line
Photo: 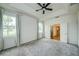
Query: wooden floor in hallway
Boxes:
[{"xmin": 0, "ymin": 38, "xmax": 79, "ymax": 56}]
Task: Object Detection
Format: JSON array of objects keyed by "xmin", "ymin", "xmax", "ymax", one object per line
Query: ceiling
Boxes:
[
  {"xmin": 25, "ymin": 3, "xmax": 68, "ymax": 14},
  {"xmin": 0, "ymin": 3, "xmax": 78, "ymax": 20},
  {"xmin": 23, "ymin": 3, "xmax": 69, "ymax": 18}
]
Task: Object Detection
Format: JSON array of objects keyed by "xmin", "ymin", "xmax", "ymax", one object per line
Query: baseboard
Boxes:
[
  {"xmin": 0, "ymin": 46, "xmax": 17, "ymax": 52},
  {"xmin": 20, "ymin": 39, "xmax": 38, "ymax": 46},
  {"xmin": 68, "ymin": 43, "xmax": 78, "ymax": 47}
]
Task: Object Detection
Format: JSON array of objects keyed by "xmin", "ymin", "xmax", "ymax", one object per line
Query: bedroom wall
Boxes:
[
  {"xmin": 19, "ymin": 14, "xmax": 37, "ymax": 44},
  {"xmin": 62, "ymin": 14, "xmax": 78, "ymax": 45}
]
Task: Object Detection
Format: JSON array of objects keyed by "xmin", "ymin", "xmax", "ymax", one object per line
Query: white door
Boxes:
[
  {"xmin": 3, "ymin": 13, "xmax": 17, "ymax": 49},
  {"xmin": 60, "ymin": 22, "xmax": 67, "ymax": 43}
]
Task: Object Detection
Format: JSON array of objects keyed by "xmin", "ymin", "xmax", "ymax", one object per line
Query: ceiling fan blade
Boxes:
[
  {"xmin": 37, "ymin": 3, "xmax": 43, "ymax": 7},
  {"xmin": 36, "ymin": 8, "xmax": 43, "ymax": 11},
  {"xmin": 43, "ymin": 10, "xmax": 45, "ymax": 14},
  {"xmin": 45, "ymin": 8, "xmax": 53, "ymax": 11},
  {"xmin": 45, "ymin": 3, "xmax": 51, "ymax": 7}
]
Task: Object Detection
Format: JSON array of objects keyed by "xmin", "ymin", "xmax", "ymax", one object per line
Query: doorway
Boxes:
[{"xmin": 50, "ymin": 24, "xmax": 60, "ymax": 40}]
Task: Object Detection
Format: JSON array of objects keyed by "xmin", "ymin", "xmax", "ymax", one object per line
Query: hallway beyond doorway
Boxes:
[{"xmin": 51, "ymin": 24, "xmax": 60, "ymax": 41}]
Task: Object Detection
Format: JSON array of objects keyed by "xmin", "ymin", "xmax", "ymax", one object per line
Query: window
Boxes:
[
  {"xmin": 38, "ymin": 22, "xmax": 43, "ymax": 33},
  {"xmin": 3, "ymin": 14, "xmax": 16, "ymax": 37}
]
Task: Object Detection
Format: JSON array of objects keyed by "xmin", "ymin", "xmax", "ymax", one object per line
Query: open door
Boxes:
[
  {"xmin": 50, "ymin": 22, "xmax": 67, "ymax": 43},
  {"xmin": 51, "ymin": 24, "xmax": 60, "ymax": 40}
]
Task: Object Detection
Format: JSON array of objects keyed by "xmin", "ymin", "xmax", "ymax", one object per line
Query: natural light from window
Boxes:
[
  {"xmin": 39, "ymin": 22, "xmax": 43, "ymax": 33},
  {"xmin": 3, "ymin": 14, "xmax": 16, "ymax": 37}
]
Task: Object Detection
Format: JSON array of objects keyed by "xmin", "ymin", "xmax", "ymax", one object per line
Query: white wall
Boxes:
[
  {"xmin": 62, "ymin": 14, "xmax": 78, "ymax": 45},
  {"xmin": 20, "ymin": 14, "xmax": 37, "ymax": 44}
]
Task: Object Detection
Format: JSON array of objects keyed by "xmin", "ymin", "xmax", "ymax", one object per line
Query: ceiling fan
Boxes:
[{"xmin": 36, "ymin": 3, "xmax": 53, "ymax": 14}]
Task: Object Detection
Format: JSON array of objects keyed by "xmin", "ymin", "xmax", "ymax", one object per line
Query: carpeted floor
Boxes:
[{"xmin": 0, "ymin": 38, "xmax": 79, "ymax": 56}]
